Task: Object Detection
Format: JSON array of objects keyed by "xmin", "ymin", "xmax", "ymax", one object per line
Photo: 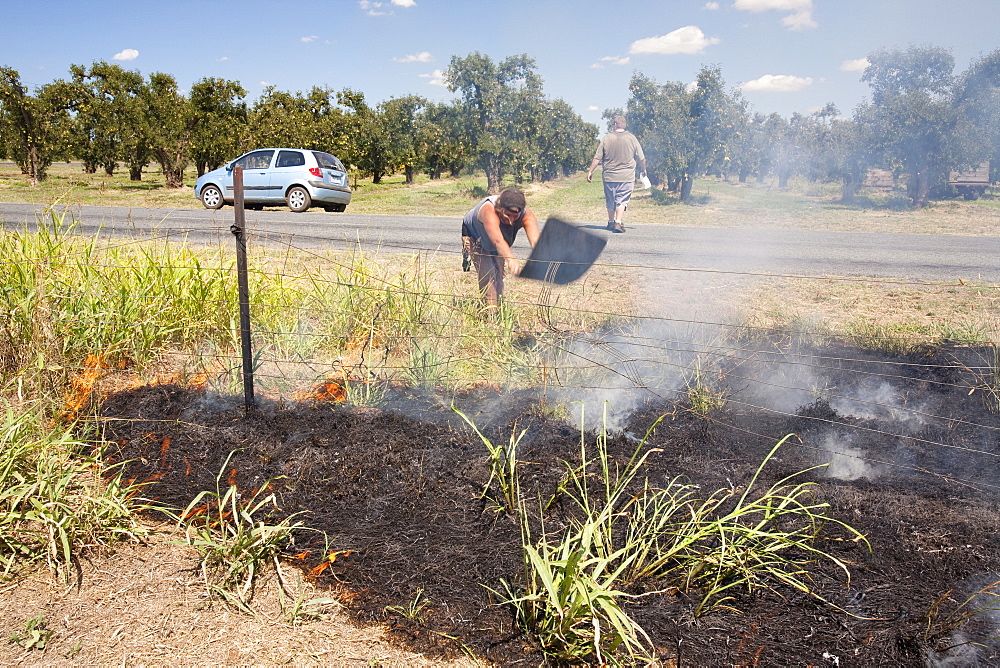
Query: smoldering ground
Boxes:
[{"xmin": 94, "ymin": 263, "xmax": 1000, "ymax": 665}]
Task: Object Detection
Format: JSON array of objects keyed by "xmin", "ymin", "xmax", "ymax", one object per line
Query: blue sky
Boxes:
[{"xmin": 5, "ymin": 0, "xmax": 1000, "ymax": 126}]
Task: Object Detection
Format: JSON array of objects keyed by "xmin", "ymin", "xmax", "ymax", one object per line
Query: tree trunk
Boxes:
[
  {"xmin": 404, "ymin": 165, "xmax": 414, "ymax": 185},
  {"xmin": 484, "ymin": 153, "xmax": 502, "ymax": 195},
  {"xmin": 26, "ymin": 146, "xmax": 41, "ymax": 186},
  {"xmin": 104, "ymin": 163, "xmax": 116, "ymax": 176},
  {"xmin": 679, "ymin": 175, "xmax": 693, "ymax": 201},
  {"xmin": 841, "ymin": 173, "xmax": 859, "ymax": 202},
  {"xmin": 164, "ymin": 165, "xmax": 185, "ymax": 188},
  {"xmin": 129, "ymin": 164, "xmax": 143, "ymax": 181},
  {"xmin": 907, "ymin": 171, "xmax": 930, "ymax": 207}
]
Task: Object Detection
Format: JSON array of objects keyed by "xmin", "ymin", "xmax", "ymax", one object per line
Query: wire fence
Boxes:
[{"xmin": 3, "ymin": 215, "xmax": 1000, "ymax": 493}]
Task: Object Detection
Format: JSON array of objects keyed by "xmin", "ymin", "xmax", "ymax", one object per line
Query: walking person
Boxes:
[
  {"xmin": 461, "ymin": 188, "xmax": 541, "ymax": 311},
  {"xmin": 586, "ymin": 115, "xmax": 647, "ymax": 233}
]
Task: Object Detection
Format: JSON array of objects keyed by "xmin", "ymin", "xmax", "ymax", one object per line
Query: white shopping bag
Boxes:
[{"xmin": 639, "ymin": 174, "xmax": 651, "ymax": 190}]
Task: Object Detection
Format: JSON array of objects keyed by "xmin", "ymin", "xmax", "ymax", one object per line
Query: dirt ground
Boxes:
[{"xmin": 2, "ymin": 338, "xmax": 1000, "ymax": 666}]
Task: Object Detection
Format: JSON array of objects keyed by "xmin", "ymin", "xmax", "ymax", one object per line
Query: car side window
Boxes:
[
  {"xmin": 233, "ymin": 150, "xmax": 274, "ymax": 170},
  {"xmin": 276, "ymin": 151, "xmax": 305, "ymax": 168}
]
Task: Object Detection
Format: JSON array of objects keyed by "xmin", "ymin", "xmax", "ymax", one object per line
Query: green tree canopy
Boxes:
[
  {"xmin": 859, "ymin": 45, "xmax": 960, "ymax": 206},
  {"xmin": 189, "ymin": 77, "xmax": 247, "ymax": 176},
  {"xmin": 446, "ymin": 52, "xmax": 545, "ymax": 194},
  {"xmin": 0, "ymin": 67, "xmax": 74, "ymax": 185}
]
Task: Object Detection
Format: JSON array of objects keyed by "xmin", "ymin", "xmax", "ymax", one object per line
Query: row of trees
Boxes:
[
  {"xmin": 622, "ymin": 45, "xmax": 1000, "ymax": 207},
  {"xmin": 4, "ymin": 46, "xmax": 1000, "ymax": 206},
  {"xmin": 0, "ymin": 53, "xmax": 597, "ymax": 193}
]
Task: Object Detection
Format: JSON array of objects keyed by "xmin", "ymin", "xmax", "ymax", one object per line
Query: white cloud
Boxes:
[
  {"xmin": 591, "ymin": 55, "xmax": 631, "ymax": 68},
  {"xmin": 840, "ymin": 57, "xmax": 870, "ymax": 72},
  {"xmin": 260, "ymin": 81, "xmax": 271, "ymax": 87},
  {"xmin": 112, "ymin": 48, "xmax": 139, "ymax": 62},
  {"xmin": 419, "ymin": 69, "xmax": 446, "ymax": 86},
  {"xmin": 359, "ymin": 1, "xmax": 388, "ymax": 15},
  {"xmin": 394, "ymin": 51, "xmax": 433, "ymax": 63},
  {"xmin": 586, "ymin": 105, "xmax": 599, "ymax": 111},
  {"xmin": 360, "ymin": 0, "xmax": 414, "ymax": 14},
  {"xmin": 781, "ymin": 9, "xmax": 817, "ymax": 29},
  {"xmin": 301, "ymin": 35, "xmax": 318, "ymax": 43},
  {"xmin": 740, "ymin": 73, "xmax": 813, "ymax": 92},
  {"xmin": 704, "ymin": 1, "xmax": 720, "ymax": 8},
  {"xmin": 217, "ymin": 56, "xmax": 230, "ymax": 62},
  {"xmin": 629, "ymin": 26, "xmax": 720, "ymax": 55},
  {"xmin": 733, "ymin": 0, "xmax": 817, "ymax": 30}
]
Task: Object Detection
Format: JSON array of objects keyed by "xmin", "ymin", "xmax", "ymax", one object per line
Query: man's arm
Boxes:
[
  {"xmin": 478, "ymin": 203, "xmax": 513, "ymax": 260},
  {"xmin": 522, "ymin": 209, "xmax": 541, "ymax": 249},
  {"xmin": 638, "ymin": 158, "xmax": 647, "ymax": 177},
  {"xmin": 586, "ymin": 156, "xmax": 601, "ymax": 183}
]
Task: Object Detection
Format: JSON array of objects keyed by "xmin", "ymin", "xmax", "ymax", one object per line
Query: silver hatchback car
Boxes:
[{"xmin": 194, "ymin": 148, "xmax": 351, "ymax": 212}]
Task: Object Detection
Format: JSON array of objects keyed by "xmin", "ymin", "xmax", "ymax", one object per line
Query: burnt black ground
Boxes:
[{"xmin": 99, "ymin": 341, "xmax": 1000, "ymax": 666}]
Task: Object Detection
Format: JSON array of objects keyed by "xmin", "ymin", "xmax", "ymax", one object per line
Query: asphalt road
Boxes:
[{"xmin": 2, "ymin": 202, "xmax": 998, "ymax": 283}]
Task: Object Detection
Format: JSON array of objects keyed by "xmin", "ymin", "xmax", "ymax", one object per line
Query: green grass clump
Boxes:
[
  {"xmin": 0, "ymin": 404, "xmax": 147, "ymax": 580},
  {"xmin": 172, "ymin": 454, "xmax": 305, "ymax": 612},
  {"xmin": 464, "ymin": 408, "xmax": 867, "ymax": 665}
]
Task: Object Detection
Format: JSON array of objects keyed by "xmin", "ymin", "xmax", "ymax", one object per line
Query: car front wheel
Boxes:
[
  {"xmin": 200, "ymin": 185, "xmax": 224, "ymax": 209},
  {"xmin": 286, "ymin": 186, "xmax": 311, "ymax": 212}
]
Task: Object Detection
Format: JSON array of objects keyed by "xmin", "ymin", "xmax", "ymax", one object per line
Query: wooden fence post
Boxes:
[{"xmin": 230, "ymin": 167, "xmax": 256, "ymax": 411}]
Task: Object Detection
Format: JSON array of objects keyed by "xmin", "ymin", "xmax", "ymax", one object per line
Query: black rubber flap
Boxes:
[{"xmin": 519, "ymin": 216, "xmax": 607, "ymax": 284}]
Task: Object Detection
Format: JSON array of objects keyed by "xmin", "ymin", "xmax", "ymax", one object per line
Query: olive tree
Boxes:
[
  {"xmin": 859, "ymin": 46, "xmax": 959, "ymax": 207},
  {"xmin": 415, "ymin": 101, "xmax": 471, "ymax": 179},
  {"xmin": 380, "ymin": 95, "xmax": 426, "ymax": 184},
  {"xmin": 445, "ymin": 52, "xmax": 545, "ymax": 194},
  {"xmin": 189, "ymin": 77, "xmax": 247, "ymax": 176},
  {"xmin": 144, "ymin": 72, "xmax": 197, "ymax": 188},
  {"xmin": 625, "ymin": 73, "xmax": 693, "ymax": 192},
  {"xmin": 249, "ymin": 86, "xmax": 350, "ymax": 156},
  {"xmin": 0, "ymin": 67, "xmax": 74, "ymax": 185},
  {"xmin": 338, "ymin": 89, "xmax": 395, "ymax": 183},
  {"xmin": 953, "ymin": 48, "xmax": 1000, "ymax": 182}
]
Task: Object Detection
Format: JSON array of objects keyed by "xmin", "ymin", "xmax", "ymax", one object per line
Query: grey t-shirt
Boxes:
[
  {"xmin": 461, "ymin": 196, "xmax": 524, "ymax": 255},
  {"xmin": 593, "ymin": 130, "xmax": 645, "ymax": 183}
]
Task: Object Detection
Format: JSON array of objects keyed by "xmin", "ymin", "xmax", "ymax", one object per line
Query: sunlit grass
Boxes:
[
  {"xmin": 739, "ymin": 275, "xmax": 1000, "ymax": 351},
  {"xmin": 3, "ymin": 162, "xmax": 1000, "ymax": 235}
]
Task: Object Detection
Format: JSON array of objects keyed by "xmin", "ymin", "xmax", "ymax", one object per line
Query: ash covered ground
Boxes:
[{"xmin": 100, "ymin": 336, "xmax": 1000, "ymax": 666}]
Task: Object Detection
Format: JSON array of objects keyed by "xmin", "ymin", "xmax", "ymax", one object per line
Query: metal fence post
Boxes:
[{"xmin": 230, "ymin": 167, "xmax": 256, "ymax": 410}]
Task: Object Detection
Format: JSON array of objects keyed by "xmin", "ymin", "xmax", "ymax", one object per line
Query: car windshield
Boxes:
[{"xmin": 312, "ymin": 151, "xmax": 346, "ymax": 172}]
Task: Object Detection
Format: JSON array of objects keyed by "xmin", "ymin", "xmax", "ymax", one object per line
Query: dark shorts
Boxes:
[{"xmin": 603, "ymin": 181, "xmax": 634, "ymax": 209}]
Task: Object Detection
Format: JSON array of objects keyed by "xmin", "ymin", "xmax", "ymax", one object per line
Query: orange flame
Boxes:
[
  {"xmin": 313, "ymin": 380, "xmax": 348, "ymax": 402},
  {"xmin": 158, "ymin": 437, "xmax": 171, "ymax": 470},
  {"xmin": 58, "ymin": 353, "xmax": 110, "ymax": 422},
  {"xmin": 308, "ymin": 549, "xmax": 353, "ymax": 576}
]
